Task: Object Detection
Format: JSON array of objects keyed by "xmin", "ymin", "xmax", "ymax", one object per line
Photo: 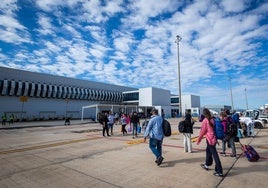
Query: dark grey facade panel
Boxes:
[
  {"xmin": 42, "ymin": 84, "xmax": 47, "ymax": 98},
  {"xmin": 36, "ymin": 84, "xmax": 41, "ymax": 97},
  {"xmin": 67, "ymin": 87, "xmax": 72, "ymax": 98},
  {"xmin": 62, "ymin": 86, "xmax": 67, "ymax": 98},
  {"xmin": 83, "ymin": 88, "xmax": 88, "ymax": 100},
  {"xmin": 91, "ymin": 90, "xmax": 95, "ymax": 100},
  {"xmin": 52, "ymin": 85, "xmax": 57, "ymax": 98},
  {"xmin": 30, "ymin": 82, "xmax": 35, "ymax": 97},
  {"xmin": 16, "ymin": 81, "xmax": 22, "ymax": 96},
  {"xmin": 2, "ymin": 80, "xmax": 8, "ymax": 95},
  {"xmin": 58, "ymin": 86, "xmax": 62, "ymax": 98},
  {"xmin": 71, "ymin": 88, "xmax": 76, "ymax": 99},
  {"xmin": 9, "ymin": 80, "xmax": 16, "ymax": 96},
  {"xmin": 88, "ymin": 89, "xmax": 92, "ymax": 100},
  {"xmin": 76, "ymin": 88, "xmax": 81, "ymax": 99},
  {"xmin": 47, "ymin": 85, "xmax": 52, "ymax": 98},
  {"xmin": 80, "ymin": 88, "xmax": 85, "ymax": 100},
  {"xmin": 23, "ymin": 82, "xmax": 29, "ymax": 96}
]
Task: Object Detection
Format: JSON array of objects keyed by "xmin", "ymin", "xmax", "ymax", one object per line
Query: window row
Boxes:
[{"xmin": 0, "ymin": 80, "xmax": 123, "ymax": 102}]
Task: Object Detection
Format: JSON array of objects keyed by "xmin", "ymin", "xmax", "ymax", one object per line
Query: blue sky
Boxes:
[{"xmin": 0, "ymin": 0, "xmax": 268, "ymax": 110}]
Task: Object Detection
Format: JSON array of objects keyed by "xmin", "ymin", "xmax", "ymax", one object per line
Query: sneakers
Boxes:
[
  {"xmin": 213, "ymin": 172, "xmax": 224, "ymax": 177},
  {"xmin": 219, "ymin": 152, "xmax": 226, "ymax": 157},
  {"xmin": 200, "ymin": 163, "xmax": 209, "ymax": 170},
  {"xmin": 230, "ymin": 154, "xmax": 237, "ymax": 157},
  {"xmin": 156, "ymin": 156, "xmax": 164, "ymax": 166}
]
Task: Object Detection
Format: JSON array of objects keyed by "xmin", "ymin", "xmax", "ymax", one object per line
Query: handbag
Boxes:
[
  {"xmin": 127, "ymin": 125, "xmax": 132, "ymax": 132},
  {"xmin": 137, "ymin": 125, "xmax": 141, "ymax": 134}
]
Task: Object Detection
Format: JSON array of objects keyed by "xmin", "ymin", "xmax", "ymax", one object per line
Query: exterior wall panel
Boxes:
[
  {"xmin": 30, "ymin": 82, "xmax": 35, "ymax": 97},
  {"xmin": 9, "ymin": 80, "xmax": 16, "ymax": 96}
]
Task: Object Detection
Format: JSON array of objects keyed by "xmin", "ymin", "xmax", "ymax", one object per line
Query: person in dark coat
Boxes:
[
  {"xmin": 183, "ymin": 109, "xmax": 194, "ymax": 153},
  {"xmin": 98, "ymin": 112, "xmax": 110, "ymax": 137}
]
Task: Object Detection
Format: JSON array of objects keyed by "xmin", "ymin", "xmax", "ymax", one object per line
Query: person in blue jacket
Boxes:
[{"xmin": 143, "ymin": 108, "xmax": 164, "ymax": 166}]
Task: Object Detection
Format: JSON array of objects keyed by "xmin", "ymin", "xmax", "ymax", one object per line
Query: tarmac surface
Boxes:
[{"xmin": 0, "ymin": 119, "xmax": 267, "ymax": 188}]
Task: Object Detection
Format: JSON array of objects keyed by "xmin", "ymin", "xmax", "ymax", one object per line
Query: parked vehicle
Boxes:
[
  {"xmin": 240, "ymin": 110, "xmax": 264, "ymax": 129},
  {"xmin": 259, "ymin": 104, "xmax": 268, "ymax": 124}
]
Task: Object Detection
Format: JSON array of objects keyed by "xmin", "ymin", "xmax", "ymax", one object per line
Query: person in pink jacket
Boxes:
[{"xmin": 197, "ymin": 108, "xmax": 223, "ymax": 177}]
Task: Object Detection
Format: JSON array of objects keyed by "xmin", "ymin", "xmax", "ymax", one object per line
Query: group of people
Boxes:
[
  {"xmin": 1, "ymin": 113, "xmax": 14, "ymax": 125},
  {"xmin": 98, "ymin": 111, "xmax": 141, "ymax": 138},
  {"xmin": 183, "ymin": 109, "xmax": 245, "ymax": 177},
  {"xmin": 97, "ymin": 108, "xmax": 250, "ymax": 178},
  {"xmin": 142, "ymin": 108, "xmax": 239, "ymax": 178}
]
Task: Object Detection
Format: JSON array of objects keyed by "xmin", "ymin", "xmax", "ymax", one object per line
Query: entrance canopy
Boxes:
[{"xmin": 81, "ymin": 104, "xmax": 154, "ymax": 122}]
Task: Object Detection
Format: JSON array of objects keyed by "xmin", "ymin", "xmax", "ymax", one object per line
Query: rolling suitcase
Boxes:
[{"xmin": 240, "ymin": 142, "xmax": 260, "ymax": 162}]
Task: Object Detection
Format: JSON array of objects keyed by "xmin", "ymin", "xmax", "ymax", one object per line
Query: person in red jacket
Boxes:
[{"xmin": 197, "ymin": 108, "xmax": 223, "ymax": 177}]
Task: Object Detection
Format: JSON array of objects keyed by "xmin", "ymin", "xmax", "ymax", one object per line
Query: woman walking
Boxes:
[{"xmin": 196, "ymin": 108, "xmax": 223, "ymax": 177}]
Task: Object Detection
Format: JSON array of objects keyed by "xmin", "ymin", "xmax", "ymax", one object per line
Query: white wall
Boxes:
[
  {"xmin": 181, "ymin": 94, "xmax": 201, "ymax": 115},
  {"xmin": 139, "ymin": 87, "xmax": 170, "ymax": 106},
  {"xmin": 139, "ymin": 88, "xmax": 153, "ymax": 106}
]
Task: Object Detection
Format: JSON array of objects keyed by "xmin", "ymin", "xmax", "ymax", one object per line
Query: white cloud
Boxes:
[
  {"xmin": 221, "ymin": 0, "xmax": 246, "ymax": 13},
  {"xmin": 0, "ymin": 15, "xmax": 30, "ymax": 43},
  {"xmin": 36, "ymin": 14, "xmax": 55, "ymax": 35}
]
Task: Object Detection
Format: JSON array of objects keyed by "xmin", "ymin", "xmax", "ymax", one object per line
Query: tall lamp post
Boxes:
[
  {"xmin": 175, "ymin": 35, "xmax": 182, "ymax": 116},
  {"xmin": 229, "ymin": 77, "xmax": 234, "ymax": 111},
  {"xmin": 245, "ymin": 88, "xmax": 248, "ymax": 110}
]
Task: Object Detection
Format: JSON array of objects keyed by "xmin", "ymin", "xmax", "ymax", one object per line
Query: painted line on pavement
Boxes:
[{"xmin": 0, "ymin": 137, "xmax": 101, "ymax": 155}]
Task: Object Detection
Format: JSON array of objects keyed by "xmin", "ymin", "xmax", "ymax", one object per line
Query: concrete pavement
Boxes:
[{"xmin": 0, "ymin": 119, "xmax": 267, "ymax": 188}]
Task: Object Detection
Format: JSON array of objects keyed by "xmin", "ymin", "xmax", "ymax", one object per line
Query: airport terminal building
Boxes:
[{"xmin": 0, "ymin": 67, "xmax": 200, "ymax": 121}]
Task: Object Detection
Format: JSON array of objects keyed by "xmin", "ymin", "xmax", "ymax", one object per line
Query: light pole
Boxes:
[
  {"xmin": 229, "ymin": 77, "xmax": 234, "ymax": 111},
  {"xmin": 175, "ymin": 35, "xmax": 182, "ymax": 116},
  {"xmin": 245, "ymin": 88, "xmax": 248, "ymax": 110}
]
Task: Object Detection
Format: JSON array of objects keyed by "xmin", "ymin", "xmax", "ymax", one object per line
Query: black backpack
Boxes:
[
  {"xmin": 226, "ymin": 117, "xmax": 238, "ymax": 137},
  {"xmin": 162, "ymin": 119, "xmax": 172, "ymax": 137},
  {"xmin": 178, "ymin": 120, "xmax": 186, "ymax": 133}
]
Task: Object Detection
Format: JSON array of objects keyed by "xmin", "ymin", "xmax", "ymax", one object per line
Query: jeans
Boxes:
[
  {"xmin": 108, "ymin": 123, "xmax": 114, "ymax": 134},
  {"xmin": 222, "ymin": 136, "xmax": 236, "ymax": 155},
  {"xmin": 132, "ymin": 123, "xmax": 138, "ymax": 137},
  {"xmin": 205, "ymin": 141, "xmax": 223, "ymax": 174},
  {"xmin": 183, "ymin": 133, "xmax": 192, "ymax": 152},
  {"xmin": 149, "ymin": 138, "xmax": 163, "ymax": 159},
  {"xmin": 102, "ymin": 123, "xmax": 109, "ymax": 136}
]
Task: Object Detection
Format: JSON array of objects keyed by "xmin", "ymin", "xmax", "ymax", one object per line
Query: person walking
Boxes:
[
  {"xmin": 98, "ymin": 112, "xmax": 110, "ymax": 137},
  {"xmin": 131, "ymin": 111, "xmax": 140, "ymax": 139},
  {"xmin": 219, "ymin": 111, "xmax": 237, "ymax": 157},
  {"xmin": 121, "ymin": 114, "xmax": 127, "ymax": 135},
  {"xmin": 225, "ymin": 110, "xmax": 237, "ymax": 157},
  {"xmin": 108, "ymin": 111, "xmax": 115, "ymax": 135},
  {"xmin": 2, "ymin": 113, "xmax": 7, "ymax": 126},
  {"xmin": 143, "ymin": 108, "xmax": 164, "ymax": 166},
  {"xmin": 197, "ymin": 108, "xmax": 223, "ymax": 177},
  {"xmin": 9, "ymin": 114, "xmax": 14, "ymax": 125},
  {"xmin": 183, "ymin": 109, "xmax": 194, "ymax": 153}
]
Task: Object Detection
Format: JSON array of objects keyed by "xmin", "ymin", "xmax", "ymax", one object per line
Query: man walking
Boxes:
[
  {"xmin": 143, "ymin": 108, "xmax": 164, "ymax": 166},
  {"xmin": 131, "ymin": 111, "xmax": 140, "ymax": 139}
]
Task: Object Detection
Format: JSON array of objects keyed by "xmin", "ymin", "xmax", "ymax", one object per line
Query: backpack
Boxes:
[
  {"xmin": 162, "ymin": 119, "xmax": 172, "ymax": 137},
  {"xmin": 142, "ymin": 120, "xmax": 149, "ymax": 130},
  {"xmin": 232, "ymin": 113, "xmax": 240, "ymax": 123},
  {"xmin": 213, "ymin": 117, "xmax": 225, "ymax": 140},
  {"xmin": 226, "ymin": 117, "xmax": 238, "ymax": 137},
  {"xmin": 178, "ymin": 120, "xmax": 186, "ymax": 133}
]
